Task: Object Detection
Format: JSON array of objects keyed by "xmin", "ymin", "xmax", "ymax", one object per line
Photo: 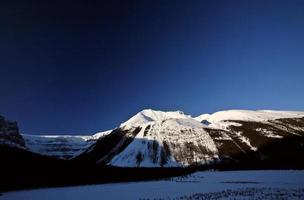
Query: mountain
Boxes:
[
  {"xmin": 0, "ymin": 115, "xmax": 111, "ymax": 159},
  {"xmin": 0, "ymin": 115, "xmax": 25, "ymax": 148},
  {"xmin": 76, "ymin": 109, "xmax": 304, "ymax": 168},
  {"xmin": 109, "ymin": 110, "xmax": 218, "ymax": 167},
  {"xmin": 77, "ymin": 110, "xmax": 219, "ymax": 167},
  {"xmin": 22, "ymin": 131, "xmax": 111, "ymax": 159},
  {"xmin": 1, "ymin": 109, "xmax": 304, "ymax": 168}
]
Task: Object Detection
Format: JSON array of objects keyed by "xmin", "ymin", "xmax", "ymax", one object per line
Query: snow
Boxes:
[
  {"xmin": 194, "ymin": 110, "xmax": 304, "ymax": 131},
  {"xmin": 108, "ymin": 109, "xmax": 218, "ymax": 167},
  {"xmin": 110, "ymin": 126, "xmax": 181, "ymax": 167},
  {"xmin": 194, "ymin": 113, "xmax": 211, "ymax": 123},
  {"xmin": 91, "ymin": 130, "xmax": 112, "ymax": 139},
  {"xmin": 195, "ymin": 110, "xmax": 304, "ymax": 124},
  {"xmin": 256, "ymin": 128, "xmax": 283, "ymax": 138},
  {"xmin": 120, "ymin": 109, "xmax": 191, "ymax": 129},
  {"xmin": 235, "ymin": 131, "xmax": 258, "ymax": 151},
  {"xmin": 2, "ymin": 170, "xmax": 304, "ymax": 200},
  {"xmin": 22, "ymin": 130, "xmax": 111, "ymax": 159},
  {"xmin": 208, "ymin": 121, "xmax": 243, "ymax": 131},
  {"xmin": 110, "ymin": 116, "xmax": 217, "ymax": 167}
]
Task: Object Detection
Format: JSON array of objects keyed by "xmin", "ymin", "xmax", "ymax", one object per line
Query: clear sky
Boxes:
[{"xmin": 1, "ymin": 0, "xmax": 304, "ymax": 135}]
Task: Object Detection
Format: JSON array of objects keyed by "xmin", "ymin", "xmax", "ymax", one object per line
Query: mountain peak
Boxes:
[{"xmin": 120, "ymin": 109, "xmax": 190, "ymax": 128}]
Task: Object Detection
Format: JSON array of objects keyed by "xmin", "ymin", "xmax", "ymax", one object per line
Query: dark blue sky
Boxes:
[{"xmin": 1, "ymin": 0, "xmax": 304, "ymax": 135}]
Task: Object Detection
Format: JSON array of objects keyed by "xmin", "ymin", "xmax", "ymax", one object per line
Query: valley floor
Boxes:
[{"xmin": 1, "ymin": 170, "xmax": 304, "ymax": 200}]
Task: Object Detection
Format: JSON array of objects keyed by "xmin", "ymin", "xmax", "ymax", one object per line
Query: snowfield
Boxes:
[{"xmin": 2, "ymin": 170, "xmax": 304, "ymax": 200}]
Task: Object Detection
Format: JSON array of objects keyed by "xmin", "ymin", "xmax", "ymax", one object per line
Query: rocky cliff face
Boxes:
[{"xmin": 0, "ymin": 115, "xmax": 25, "ymax": 148}]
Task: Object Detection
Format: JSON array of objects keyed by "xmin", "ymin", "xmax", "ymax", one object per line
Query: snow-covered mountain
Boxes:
[
  {"xmin": 2, "ymin": 109, "xmax": 304, "ymax": 168},
  {"xmin": 0, "ymin": 114, "xmax": 111, "ymax": 159},
  {"xmin": 195, "ymin": 110, "xmax": 304, "ymax": 130},
  {"xmin": 77, "ymin": 109, "xmax": 304, "ymax": 167},
  {"xmin": 23, "ymin": 131, "xmax": 111, "ymax": 159},
  {"xmin": 109, "ymin": 109, "xmax": 218, "ymax": 167}
]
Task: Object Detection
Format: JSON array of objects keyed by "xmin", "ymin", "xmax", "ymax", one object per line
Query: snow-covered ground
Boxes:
[{"xmin": 2, "ymin": 170, "xmax": 304, "ymax": 200}]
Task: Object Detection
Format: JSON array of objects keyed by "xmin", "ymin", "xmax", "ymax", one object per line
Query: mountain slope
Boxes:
[{"xmin": 111, "ymin": 113, "xmax": 219, "ymax": 167}]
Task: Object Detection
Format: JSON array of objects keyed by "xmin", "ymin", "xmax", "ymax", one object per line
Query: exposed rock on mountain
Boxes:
[{"xmin": 0, "ymin": 115, "xmax": 25, "ymax": 148}]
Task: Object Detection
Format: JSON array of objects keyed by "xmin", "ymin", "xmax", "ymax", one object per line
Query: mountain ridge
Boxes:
[{"xmin": 1, "ymin": 109, "xmax": 304, "ymax": 168}]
